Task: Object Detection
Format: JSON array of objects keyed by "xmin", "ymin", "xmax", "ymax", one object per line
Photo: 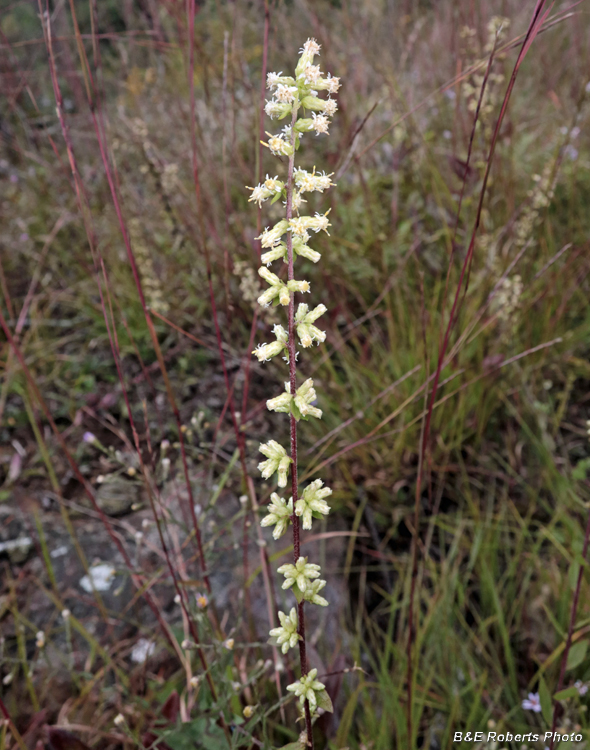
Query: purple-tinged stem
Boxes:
[{"xmin": 284, "ymin": 102, "xmax": 314, "ymax": 750}]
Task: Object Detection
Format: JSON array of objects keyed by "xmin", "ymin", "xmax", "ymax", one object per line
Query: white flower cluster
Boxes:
[
  {"xmin": 247, "ymin": 37, "xmax": 341, "ymax": 727},
  {"xmin": 266, "ymin": 378, "xmax": 322, "ymax": 420}
]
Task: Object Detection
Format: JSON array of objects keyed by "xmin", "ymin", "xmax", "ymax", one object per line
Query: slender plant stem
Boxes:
[{"xmin": 284, "ymin": 102, "xmax": 314, "ymax": 750}]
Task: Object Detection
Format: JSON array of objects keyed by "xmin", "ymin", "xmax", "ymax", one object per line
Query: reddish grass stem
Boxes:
[
  {"xmin": 284, "ymin": 103, "xmax": 314, "ymax": 750},
  {"xmin": 405, "ymin": 1, "xmax": 553, "ymax": 744}
]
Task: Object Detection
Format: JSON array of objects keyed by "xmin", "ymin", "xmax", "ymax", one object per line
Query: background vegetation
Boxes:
[{"xmin": 1, "ymin": 1, "xmax": 590, "ymax": 748}]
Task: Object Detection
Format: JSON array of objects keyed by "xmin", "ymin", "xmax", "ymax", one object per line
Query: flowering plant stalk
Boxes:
[{"xmin": 247, "ymin": 38, "xmax": 340, "ymax": 748}]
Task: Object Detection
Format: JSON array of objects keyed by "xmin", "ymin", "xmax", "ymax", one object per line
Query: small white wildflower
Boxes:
[
  {"xmin": 291, "ymin": 190, "xmax": 306, "ymax": 212},
  {"xmin": 61, "ymin": 608, "xmax": 71, "ymax": 620},
  {"xmin": 258, "ymin": 440, "xmax": 292, "ymax": 487},
  {"xmin": 248, "ymin": 184, "xmax": 273, "ymax": 207},
  {"xmin": 264, "ymin": 132, "xmax": 294, "ymax": 157},
  {"xmin": 277, "ymin": 556, "xmax": 321, "ymax": 592},
  {"xmin": 266, "ymin": 388, "xmax": 293, "ymax": 414},
  {"xmin": 295, "ymin": 303, "xmax": 327, "ymax": 347},
  {"xmin": 114, "ymin": 713, "xmax": 125, "ymax": 727},
  {"xmin": 266, "ymin": 71, "xmax": 295, "ymax": 90},
  {"xmin": 303, "ymin": 578, "xmax": 329, "ymax": 607},
  {"xmin": 295, "ymin": 479, "xmax": 332, "ymax": 530},
  {"xmin": 264, "ymin": 99, "xmax": 292, "ymax": 120},
  {"xmin": 294, "ymin": 168, "xmax": 334, "ymax": 194},
  {"xmin": 223, "ymin": 638, "xmax": 235, "ymax": 650},
  {"xmin": 253, "ymin": 339, "xmax": 285, "ymax": 362},
  {"xmin": 257, "ymin": 220, "xmax": 289, "ymax": 248},
  {"xmin": 174, "ymin": 594, "xmax": 181, "ymax": 604},
  {"xmin": 293, "ymin": 378, "xmax": 322, "ymax": 419},
  {"xmin": 311, "ymin": 112, "xmax": 330, "ymax": 135},
  {"xmin": 287, "ymin": 279, "xmax": 311, "ymax": 295},
  {"xmin": 275, "ymin": 84, "xmax": 298, "ymax": 103},
  {"xmin": 264, "ymin": 174, "xmax": 283, "ymax": 193},
  {"xmin": 261, "ymin": 244, "xmax": 286, "ymax": 265},
  {"xmin": 190, "ymin": 675, "xmax": 200, "ymax": 688},
  {"xmin": 293, "ymin": 236, "xmax": 321, "ymax": 263},
  {"xmin": 36, "ymin": 631, "xmax": 45, "ymax": 648},
  {"xmin": 260, "ymin": 493, "xmax": 293, "ymax": 539},
  {"xmin": 269, "ymin": 607, "xmax": 301, "ymax": 653},
  {"xmin": 304, "ymin": 65, "xmax": 322, "ymax": 84},
  {"xmin": 257, "ymin": 266, "xmax": 288, "ymax": 307},
  {"xmin": 300, "ymin": 39, "xmax": 321, "ymax": 57},
  {"xmin": 319, "ymin": 74, "xmax": 341, "ymax": 94},
  {"xmin": 243, "ymin": 705, "xmax": 257, "ymax": 718},
  {"xmin": 286, "ymin": 668, "xmax": 326, "ymax": 710},
  {"xmin": 323, "ymin": 98, "xmax": 338, "ymax": 116},
  {"xmin": 289, "ymin": 211, "xmax": 331, "ymax": 237},
  {"xmin": 521, "ymin": 692, "xmax": 542, "ymax": 712},
  {"xmin": 575, "ymin": 680, "xmax": 588, "ymax": 696}
]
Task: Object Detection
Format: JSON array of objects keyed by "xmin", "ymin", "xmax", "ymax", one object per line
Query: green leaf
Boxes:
[
  {"xmin": 316, "ymin": 689, "xmax": 334, "ymax": 713},
  {"xmin": 270, "ymin": 192, "xmax": 282, "ymax": 205},
  {"xmin": 292, "ymin": 583, "xmax": 305, "ymax": 604},
  {"xmin": 539, "ymin": 675, "xmax": 553, "ymax": 724},
  {"xmin": 572, "ymin": 457, "xmax": 590, "ymax": 480},
  {"xmin": 569, "ymin": 561, "xmax": 581, "ymax": 592},
  {"xmin": 553, "ymin": 686, "xmax": 580, "ymax": 701},
  {"xmin": 566, "ymin": 640, "xmax": 588, "ymax": 671},
  {"xmin": 290, "ymin": 401, "xmax": 303, "ymax": 422}
]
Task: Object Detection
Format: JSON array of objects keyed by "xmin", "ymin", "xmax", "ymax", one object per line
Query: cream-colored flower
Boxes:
[
  {"xmin": 258, "ymin": 440, "xmax": 292, "ymax": 487},
  {"xmin": 257, "ymin": 220, "xmax": 289, "ymax": 248},
  {"xmin": 278, "ymin": 556, "xmax": 321, "ymax": 592},
  {"xmin": 253, "ymin": 324, "xmax": 288, "ymax": 362},
  {"xmin": 300, "ymin": 39, "xmax": 321, "ymax": 57},
  {"xmin": 269, "ymin": 608, "xmax": 301, "ymax": 653},
  {"xmin": 296, "ymin": 39, "xmax": 321, "ymax": 78},
  {"xmin": 294, "ymin": 168, "xmax": 335, "ymax": 194},
  {"xmin": 293, "ymin": 236, "xmax": 321, "ymax": 263},
  {"xmin": 264, "ymin": 174, "xmax": 284, "ymax": 193},
  {"xmin": 257, "ymin": 266, "xmax": 288, "ymax": 307},
  {"xmin": 261, "ymin": 493, "xmax": 293, "ymax": 539},
  {"xmin": 293, "ymin": 378, "xmax": 322, "ymax": 419},
  {"xmin": 264, "ymin": 100, "xmax": 292, "ymax": 120},
  {"xmin": 275, "ymin": 84, "xmax": 298, "ymax": 103},
  {"xmin": 266, "ymin": 71, "xmax": 295, "ymax": 90},
  {"xmin": 311, "ymin": 112, "xmax": 330, "ymax": 135},
  {"xmin": 261, "ymin": 244, "xmax": 286, "ymax": 265},
  {"xmin": 323, "ymin": 98, "xmax": 338, "ymax": 116},
  {"xmin": 266, "ymin": 386, "xmax": 293, "ymax": 414},
  {"xmin": 304, "ymin": 65, "xmax": 322, "ymax": 84},
  {"xmin": 286, "ymin": 668, "xmax": 326, "ymax": 710},
  {"xmin": 289, "ymin": 211, "xmax": 331, "ymax": 237},
  {"xmin": 264, "ymin": 132, "xmax": 293, "ymax": 157},
  {"xmin": 316, "ymin": 74, "xmax": 341, "ymax": 94},
  {"xmin": 295, "ymin": 303, "xmax": 327, "ymax": 347},
  {"xmin": 303, "ymin": 578, "xmax": 329, "ymax": 607},
  {"xmin": 295, "ymin": 479, "xmax": 332, "ymax": 529}
]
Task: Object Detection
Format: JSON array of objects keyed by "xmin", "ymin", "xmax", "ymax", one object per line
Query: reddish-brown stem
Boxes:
[
  {"xmin": 405, "ymin": 3, "xmax": 551, "ymax": 744},
  {"xmin": 284, "ymin": 103, "xmax": 314, "ymax": 750}
]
